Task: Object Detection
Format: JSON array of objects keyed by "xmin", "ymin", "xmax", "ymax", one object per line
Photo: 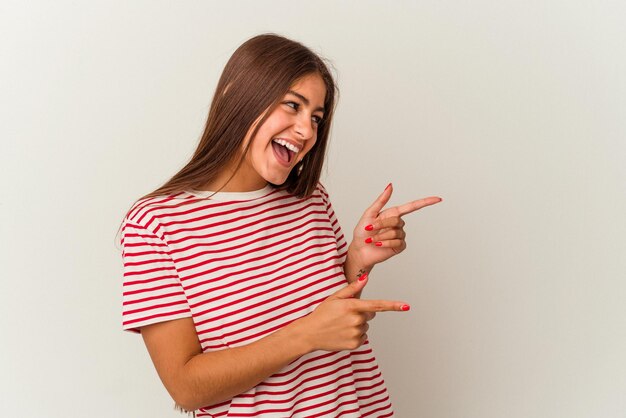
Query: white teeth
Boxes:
[{"xmin": 273, "ymin": 138, "xmax": 301, "ymax": 153}]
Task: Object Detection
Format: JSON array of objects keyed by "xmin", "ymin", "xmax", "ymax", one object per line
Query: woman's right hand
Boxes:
[{"xmin": 293, "ymin": 274, "xmax": 411, "ymax": 352}]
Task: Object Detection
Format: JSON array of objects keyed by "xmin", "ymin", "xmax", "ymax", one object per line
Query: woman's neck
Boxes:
[{"xmin": 198, "ymin": 162, "xmax": 268, "ymax": 193}]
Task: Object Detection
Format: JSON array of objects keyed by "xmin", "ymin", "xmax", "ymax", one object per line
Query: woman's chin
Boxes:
[
  {"xmin": 265, "ymin": 175, "xmax": 288, "ymax": 186},
  {"xmin": 263, "ymin": 167, "xmax": 294, "ymax": 186}
]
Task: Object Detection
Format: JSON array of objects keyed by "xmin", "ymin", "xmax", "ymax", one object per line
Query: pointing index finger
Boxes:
[
  {"xmin": 352, "ymin": 299, "xmax": 410, "ymax": 313},
  {"xmin": 391, "ymin": 196, "xmax": 443, "ymax": 218}
]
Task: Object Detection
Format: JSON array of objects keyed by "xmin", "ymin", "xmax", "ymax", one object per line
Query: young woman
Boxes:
[{"xmin": 120, "ymin": 33, "xmax": 441, "ymax": 417}]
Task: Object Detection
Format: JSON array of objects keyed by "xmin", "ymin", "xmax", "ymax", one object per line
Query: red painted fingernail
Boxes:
[
  {"xmin": 358, "ymin": 273, "xmax": 368, "ymax": 282},
  {"xmin": 365, "ymin": 237, "xmax": 373, "ymax": 244},
  {"xmin": 375, "ymin": 241, "xmax": 383, "ymax": 247},
  {"xmin": 365, "ymin": 224, "xmax": 374, "ymax": 231},
  {"xmin": 401, "ymin": 304, "xmax": 410, "ymax": 311},
  {"xmin": 385, "ymin": 183, "xmax": 392, "ymax": 190}
]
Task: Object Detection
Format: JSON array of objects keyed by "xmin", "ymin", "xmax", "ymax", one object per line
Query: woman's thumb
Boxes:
[{"xmin": 332, "ymin": 273, "xmax": 368, "ymax": 299}]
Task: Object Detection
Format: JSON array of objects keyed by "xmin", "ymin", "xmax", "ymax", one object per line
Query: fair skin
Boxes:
[
  {"xmin": 201, "ymin": 73, "xmax": 325, "ymax": 192},
  {"xmin": 140, "ymin": 72, "xmax": 443, "ymax": 411}
]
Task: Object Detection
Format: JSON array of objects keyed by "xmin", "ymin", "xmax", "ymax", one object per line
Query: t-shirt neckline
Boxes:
[{"xmin": 186, "ymin": 183, "xmax": 276, "ymax": 201}]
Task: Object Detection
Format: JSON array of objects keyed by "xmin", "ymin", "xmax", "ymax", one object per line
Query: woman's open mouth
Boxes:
[{"xmin": 271, "ymin": 138, "xmax": 299, "ymax": 167}]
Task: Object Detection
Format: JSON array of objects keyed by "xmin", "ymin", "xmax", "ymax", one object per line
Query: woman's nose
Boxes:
[{"xmin": 294, "ymin": 114, "xmax": 314, "ymax": 140}]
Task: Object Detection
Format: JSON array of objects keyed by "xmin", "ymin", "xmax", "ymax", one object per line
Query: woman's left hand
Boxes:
[{"xmin": 347, "ymin": 183, "xmax": 442, "ymax": 271}]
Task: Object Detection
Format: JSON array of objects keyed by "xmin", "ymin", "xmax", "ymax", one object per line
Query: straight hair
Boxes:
[{"xmin": 137, "ymin": 33, "xmax": 338, "ymax": 204}]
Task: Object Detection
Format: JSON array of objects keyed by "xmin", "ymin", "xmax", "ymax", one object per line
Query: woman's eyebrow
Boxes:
[{"xmin": 287, "ymin": 90, "xmax": 325, "ymax": 114}]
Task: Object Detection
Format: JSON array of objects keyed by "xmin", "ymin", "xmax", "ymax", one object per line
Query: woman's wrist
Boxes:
[
  {"xmin": 344, "ymin": 243, "xmax": 374, "ymax": 284},
  {"xmin": 281, "ymin": 315, "xmax": 316, "ymax": 354}
]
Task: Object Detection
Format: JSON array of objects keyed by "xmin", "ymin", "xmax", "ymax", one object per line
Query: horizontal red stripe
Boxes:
[
  {"xmin": 195, "ymin": 275, "xmax": 341, "ymax": 327},
  {"xmin": 121, "ymin": 240, "xmax": 167, "ymax": 248},
  {"xmin": 164, "ymin": 201, "xmax": 325, "ymax": 245},
  {"xmin": 124, "ymin": 273, "xmax": 179, "ymax": 287},
  {"xmin": 258, "ymin": 352, "xmax": 352, "ymax": 389},
  {"xmin": 191, "ymin": 257, "xmax": 340, "ymax": 317},
  {"xmin": 122, "ymin": 282, "xmax": 183, "ymax": 297},
  {"xmin": 122, "ymin": 289, "xmax": 186, "ymax": 306},
  {"xmin": 132, "ymin": 193, "xmax": 192, "ymax": 224},
  {"xmin": 239, "ymin": 352, "xmax": 341, "ymax": 388},
  {"xmin": 183, "ymin": 246, "xmax": 337, "ymax": 303},
  {"xmin": 230, "ymin": 369, "xmax": 359, "ymax": 408},
  {"xmin": 186, "ymin": 248, "xmax": 341, "ymax": 301},
  {"xmin": 177, "ymin": 231, "xmax": 334, "ymax": 273},
  {"xmin": 198, "ymin": 295, "xmax": 327, "ymax": 348},
  {"xmin": 138, "ymin": 189, "xmax": 286, "ymax": 230},
  {"xmin": 299, "ymin": 382, "xmax": 389, "ymax": 418},
  {"xmin": 196, "ymin": 269, "xmax": 341, "ymax": 336},
  {"xmin": 123, "ymin": 257, "xmax": 175, "ymax": 268},
  {"xmin": 231, "ymin": 346, "xmax": 375, "ymax": 394},
  {"xmin": 238, "ymin": 364, "xmax": 356, "ymax": 400},
  {"xmin": 122, "ymin": 308, "xmax": 190, "ymax": 326},
  {"xmin": 123, "ymin": 298, "xmax": 190, "ymax": 316},
  {"xmin": 123, "ymin": 265, "xmax": 176, "ymax": 277},
  {"xmin": 173, "ymin": 223, "xmax": 332, "ymax": 264},
  {"xmin": 361, "ymin": 400, "xmax": 393, "ymax": 417},
  {"xmin": 122, "ymin": 249, "xmax": 170, "ymax": 258},
  {"xmin": 181, "ymin": 241, "xmax": 337, "ymax": 287},
  {"xmin": 170, "ymin": 208, "xmax": 329, "ymax": 255},
  {"xmin": 160, "ymin": 193, "xmax": 295, "ymax": 230}
]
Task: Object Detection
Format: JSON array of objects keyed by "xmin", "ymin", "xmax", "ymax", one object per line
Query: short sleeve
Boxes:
[
  {"xmin": 317, "ymin": 182, "xmax": 348, "ymax": 259},
  {"xmin": 120, "ymin": 220, "xmax": 192, "ymax": 333}
]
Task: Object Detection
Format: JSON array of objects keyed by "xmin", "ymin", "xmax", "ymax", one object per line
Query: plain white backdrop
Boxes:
[{"xmin": 1, "ymin": 1, "xmax": 625, "ymax": 417}]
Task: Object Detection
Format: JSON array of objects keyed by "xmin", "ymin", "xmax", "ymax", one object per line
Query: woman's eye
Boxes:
[
  {"xmin": 284, "ymin": 101, "xmax": 322, "ymax": 125},
  {"xmin": 285, "ymin": 101, "xmax": 299, "ymax": 110}
]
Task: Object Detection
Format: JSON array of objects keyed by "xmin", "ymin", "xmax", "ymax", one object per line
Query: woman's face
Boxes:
[{"xmin": 237, "ymin": 73, "xmax": 327, "ymax": 189}]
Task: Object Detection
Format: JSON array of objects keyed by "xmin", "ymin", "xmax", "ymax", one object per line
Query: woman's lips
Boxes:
[{"xmin": 271, "ymin": 141, "xmax": 293, "ymax": 167}]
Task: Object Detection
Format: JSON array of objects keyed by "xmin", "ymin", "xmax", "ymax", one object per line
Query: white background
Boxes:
[{"xmin": 1, "ymin": 1, "xmax": 625, "ymax": 417}]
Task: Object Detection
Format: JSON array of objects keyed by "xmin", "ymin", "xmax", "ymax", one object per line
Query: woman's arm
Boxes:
[
  {"xmin": 140, "ymin": 277, "xmax": 408, "ymax": 412},
  {"xmin": 141, "ymin": 316, "xmax": 310, "ymax": 412}
]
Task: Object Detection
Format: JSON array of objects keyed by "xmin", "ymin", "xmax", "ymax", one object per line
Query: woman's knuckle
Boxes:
[{"xmin": 343, "ymin": 300, "xmax": 355, "ymax": 313}]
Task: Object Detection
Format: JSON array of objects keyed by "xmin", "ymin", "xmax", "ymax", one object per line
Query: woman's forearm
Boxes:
[
  {"xmin": 343, "ymin": 243, "xmax": 374, "ymax": 299},
  {"xmin": 178, "ymin": 322, "xmax": 311, "ymax": 411}
]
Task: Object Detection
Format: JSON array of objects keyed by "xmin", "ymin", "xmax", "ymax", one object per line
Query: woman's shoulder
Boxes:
[
  {"xmin": 315, "ymin": 181, "xmax": 332, "ymax": 203},
  {"xmin": 123, "ymin": 191, "xmax": 195, "ymax": 228}
]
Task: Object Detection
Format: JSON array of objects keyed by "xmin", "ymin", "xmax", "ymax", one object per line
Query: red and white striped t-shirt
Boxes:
[{"xmin": 120, "ymin": 182, "xmax": 395, "ymax": 417}]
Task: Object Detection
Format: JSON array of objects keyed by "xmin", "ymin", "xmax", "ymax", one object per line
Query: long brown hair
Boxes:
[{"xmin": 139, "ymin": 33, "xmax": 338, "ymax": 204}]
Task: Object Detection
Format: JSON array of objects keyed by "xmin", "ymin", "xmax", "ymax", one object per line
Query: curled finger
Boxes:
[
  {"xmin": 372, "ymin": 239, "xmax": 406, "ymax": 251},
  {"xmin": 365, "ymin": 228, "xmax": 406, "ymax": 244}
]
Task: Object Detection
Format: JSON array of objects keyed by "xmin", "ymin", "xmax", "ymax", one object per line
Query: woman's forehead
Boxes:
[{"xmin": 289, "ymin": 74, "xmax": 326, "ymax": 109}]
